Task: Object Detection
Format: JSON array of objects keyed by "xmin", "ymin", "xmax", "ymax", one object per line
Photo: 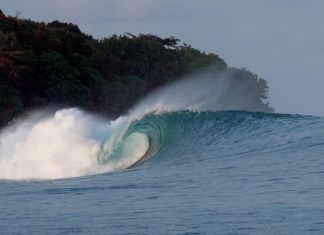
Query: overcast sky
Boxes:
[{"xmin": 2, "ymin": 0, "xmax": 324, "ymax": 116}]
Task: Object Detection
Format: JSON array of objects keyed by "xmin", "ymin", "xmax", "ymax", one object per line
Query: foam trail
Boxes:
[{"xmin": 0, "ymin": 70, "xmax": 271, "ymax": 180}]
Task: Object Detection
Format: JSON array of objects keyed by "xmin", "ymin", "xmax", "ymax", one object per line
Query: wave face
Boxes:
[
  {"xmin": 1, "ymin": 107, "xmax": 324, "ymax": 181},
  {"xmin": 2, "ymin": 75, "xmax": 324, "ymax": 234},
  {"xmin": 2, "ymin": 110, "xmax": 324, "ymax": 233},
  {"xmin": 0, "ymin": 72, "xmax": 274, "ymax": 180}
]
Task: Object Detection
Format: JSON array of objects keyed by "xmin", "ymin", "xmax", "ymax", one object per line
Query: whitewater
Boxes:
[{"xmin": 1, "ymin": 72, "xmax": 324, "ymax": 234}]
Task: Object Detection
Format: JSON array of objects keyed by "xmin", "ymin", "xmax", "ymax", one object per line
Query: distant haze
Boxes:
[{"xmin": 2, "ymin": 0, "xmax": 324, "ymax": 116}]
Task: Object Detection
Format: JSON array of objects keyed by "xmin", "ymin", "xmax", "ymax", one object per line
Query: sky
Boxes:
[{"xmin": 2, "ymin": 0, "xmax": 324, "ymax": 116}]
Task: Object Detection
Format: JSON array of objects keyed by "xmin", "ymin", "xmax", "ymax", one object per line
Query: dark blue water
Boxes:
[{"xmin": 1, "ymin": 111, "xmax": 324, "ymax": 234}]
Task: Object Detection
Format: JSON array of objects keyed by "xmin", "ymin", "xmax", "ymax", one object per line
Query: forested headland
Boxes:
[{"xmin": 0, "ymin": 9, "xmax": 272, "ymax": 126}]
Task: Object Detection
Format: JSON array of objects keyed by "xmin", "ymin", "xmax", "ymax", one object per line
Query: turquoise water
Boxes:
[{"xmin": 1, "ymin": 110, "xmax": 324, "ymax": 234}]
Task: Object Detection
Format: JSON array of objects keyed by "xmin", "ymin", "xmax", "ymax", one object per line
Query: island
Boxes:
[{"xmin": 0, "ymin": 9, "xmax": 272, "ymax": 126}]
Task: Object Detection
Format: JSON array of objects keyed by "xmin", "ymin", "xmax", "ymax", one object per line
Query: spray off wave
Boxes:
[{"xmin": 0, "ymin": 71, "xmax": 272, "ymax": 180}]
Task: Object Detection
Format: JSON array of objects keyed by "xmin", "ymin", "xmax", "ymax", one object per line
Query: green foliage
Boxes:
[
  {"xmin": 0, "ymin": 83, "xmax": 23, "ymax": 111},
  {"xmin": 228, "ymin": 68, "xmax": 269, "ymax": 99},
  {"xmin": 36, "ymin": 50, "xmax": 90, "ymax": 106},
  {"xmin": 0, "ymin": 9, "xmax": 272, "ymax": 126},
  {"xmin": 0, "ymin": 31, "xmax": 18, "ymax": 50},
  {"xmin": 0, "ymin": 17, "xmax": 18, "ymax": 32},
  {"xmin": 0, "ymin": 83, "xmax": 23, "ymax": 125},
  {"xmin": 176, "ymin": 44, "xmax": 227, "ymax": 74}
]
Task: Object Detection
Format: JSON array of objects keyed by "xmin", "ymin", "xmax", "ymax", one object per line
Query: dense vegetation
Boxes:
[{"xmin": 0, "ymin": 10, "xmax": 272, "ymax": 126}]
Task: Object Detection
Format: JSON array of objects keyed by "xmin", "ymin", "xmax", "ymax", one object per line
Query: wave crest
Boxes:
[{"xmin": 0, "ymin": 71, "xmax": 274, "ymax": 180}]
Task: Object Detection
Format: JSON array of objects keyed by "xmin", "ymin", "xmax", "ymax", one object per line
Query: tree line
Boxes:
[{"xmin": 0, "ymin": 9, "xmax": 272, "ymax": 126}]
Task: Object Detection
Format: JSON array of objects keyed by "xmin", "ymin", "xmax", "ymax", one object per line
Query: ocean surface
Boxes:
[
  {"xmin": 1, "ymin": 110, "xmax": 324, "ymax": 234},
  {"xmin": 1, "ymin": 74, "xmax": 324, "ymax": 234}
]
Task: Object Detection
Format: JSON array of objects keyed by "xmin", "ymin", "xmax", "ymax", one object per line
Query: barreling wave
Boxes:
[
  {"xmin": 0, "ymin": 71, "xmax": 278, "ymax": 180},
  {"xmin": 1, "ymin": 105, "xmax": 323, "ymax": 181}
]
